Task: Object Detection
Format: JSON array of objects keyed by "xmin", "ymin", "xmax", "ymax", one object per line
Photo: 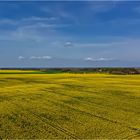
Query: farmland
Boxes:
[{"xmin": 0, "ymin": 71, "xmax": 140, "ymax": 139}]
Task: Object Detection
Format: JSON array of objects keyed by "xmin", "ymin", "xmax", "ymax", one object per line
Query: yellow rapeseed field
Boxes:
[{"xmin": 0, "ymin": 72, "xmax": 140, "ymax": 139}]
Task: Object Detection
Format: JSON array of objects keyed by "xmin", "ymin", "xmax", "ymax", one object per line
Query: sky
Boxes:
[{"xmin": 0, "ymin": 1, "xmax": 140, "ymax": 67}]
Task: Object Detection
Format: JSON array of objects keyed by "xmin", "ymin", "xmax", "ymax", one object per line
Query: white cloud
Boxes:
[
  {"xmin": 41, "ymin": 6, "xmax": 78, "ymax": 24},
  {"xmin": 64, "ymin": 41, "xmax": 74, "ymax": 47},
  {"xmin": 29, "ymin": 56, "xmax": 52, "ymax": 60},
  {"xmin": 84, "ymin": 57, "xmax": 114, "ymax": 61},
  {"xmin": 75, "ymin": 41, "xmax": 127, "ymax": 48},
  {"xmin": 0, "ymin": 16, "xmax": 58, "ymax": 26},
  {"xmin": 18, "ymin": 56, "xmax": 25, "ymax": 60},
  {"xmin": 89, "ymin": 1, "xmax": 116, "ymax": 13},
  {"xmin": 134, "ymin": 6, "xmax": 140, "ymax": 14},
  {"xmin": 41, "ymin": 56, "xmax": 52, "ymax": 59},
  {"xmin": 0, "ymin": 19, "xmax": 18, "ymax": 25},
  {"xmin": 84, "ymin": 57, "xmax": 94, "ymax": 61},
  {"xmin": 20, "ymin": 23, "xmax": 70, "ymax": 30},
  {"xmin": 22, "ymin": 16, "xmax": 58, "ymax": 22}
]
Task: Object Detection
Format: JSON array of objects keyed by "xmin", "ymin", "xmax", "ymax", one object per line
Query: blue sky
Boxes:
[{"xmin": 0, "ymin": 1, "xmax": 140, "ymax": 67}]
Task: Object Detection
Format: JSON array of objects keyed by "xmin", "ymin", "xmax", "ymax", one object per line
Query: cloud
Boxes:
[
  {"xmin": 0, "ymin": 16, "xmax": 67, "ymax": 34},
  {"xmin": 22, "ymin": 23, "xmax": 70, "ymax": 30},
  {"xmin": 134, "ymin": 6, "xmax": 140, "ymax": 14},
  {"xmin": 0, "ymin": 16, "xmax": 58, "ymax": 26},
  {"xmin": 84, "ymin": 57, "xmax": 94, "ymax": 61},
  {"xmin": 88, "ymin": 1, "xmax": 116, "ymax": 13},
  {"xmin": 64, "ymin": 41, "xmax": 74, "ymax": 47},
  {"xmin": 0, "ymin": 16, "xmax": 70, "ymax": 41},
  {"xmin": 84, "ymin": 57, "xmax": 114, "ymax": 61},
  {"xmin": 74, "ymin": 41, "xmax": 127, "ymax": 48},
  {"xmin": 41, "ymin": 5, "xmax": 78, "ymax": 24},
  {"xmin": 29, "ymin": 56, "xmax": 52, "ymax": 60},
  {"xmin": 22, "ymin": 16, "xmax": 58, "ymax": 22},
  {"xmin": 41, "ymin": 56, "xmax": 52, "ymax": 59},
  {"xmin": 18, "ymin": 56, "xmax": 25, "ymax": 60},
  {"xmin": 0, "ymin": 19, "xmax": 18, "ymax": 26}
]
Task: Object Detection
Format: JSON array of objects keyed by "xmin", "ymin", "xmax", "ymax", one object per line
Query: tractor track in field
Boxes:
[
  {"xmin": 11, "ymin": 102, "xmax": 78, "ymax": 139},
  {"xmin": 48, "ymin": 99, "xmax": 140, "ymax": 134},
  {"xmin": 46, "ymin": 87, "xmax": 140, "ymax": 115},
  {"xmin": 123, "ymin": 132, "xmax": 140, "ymax": 139},
  {"xmin": 11, "ymin": 96, "xmax": 140, "ymax": 139},
  {"xmin": 26, "ymin": 109, "xmax": 78, "ymax": 139},
  {"xmin": 23, "ymin": 93, "xmax": 140, "ymax": 139}
]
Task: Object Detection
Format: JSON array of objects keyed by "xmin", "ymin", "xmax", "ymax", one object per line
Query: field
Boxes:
[{"xmin": 0, "ymin": 70, "xmax": 140, "ymax": 139}]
